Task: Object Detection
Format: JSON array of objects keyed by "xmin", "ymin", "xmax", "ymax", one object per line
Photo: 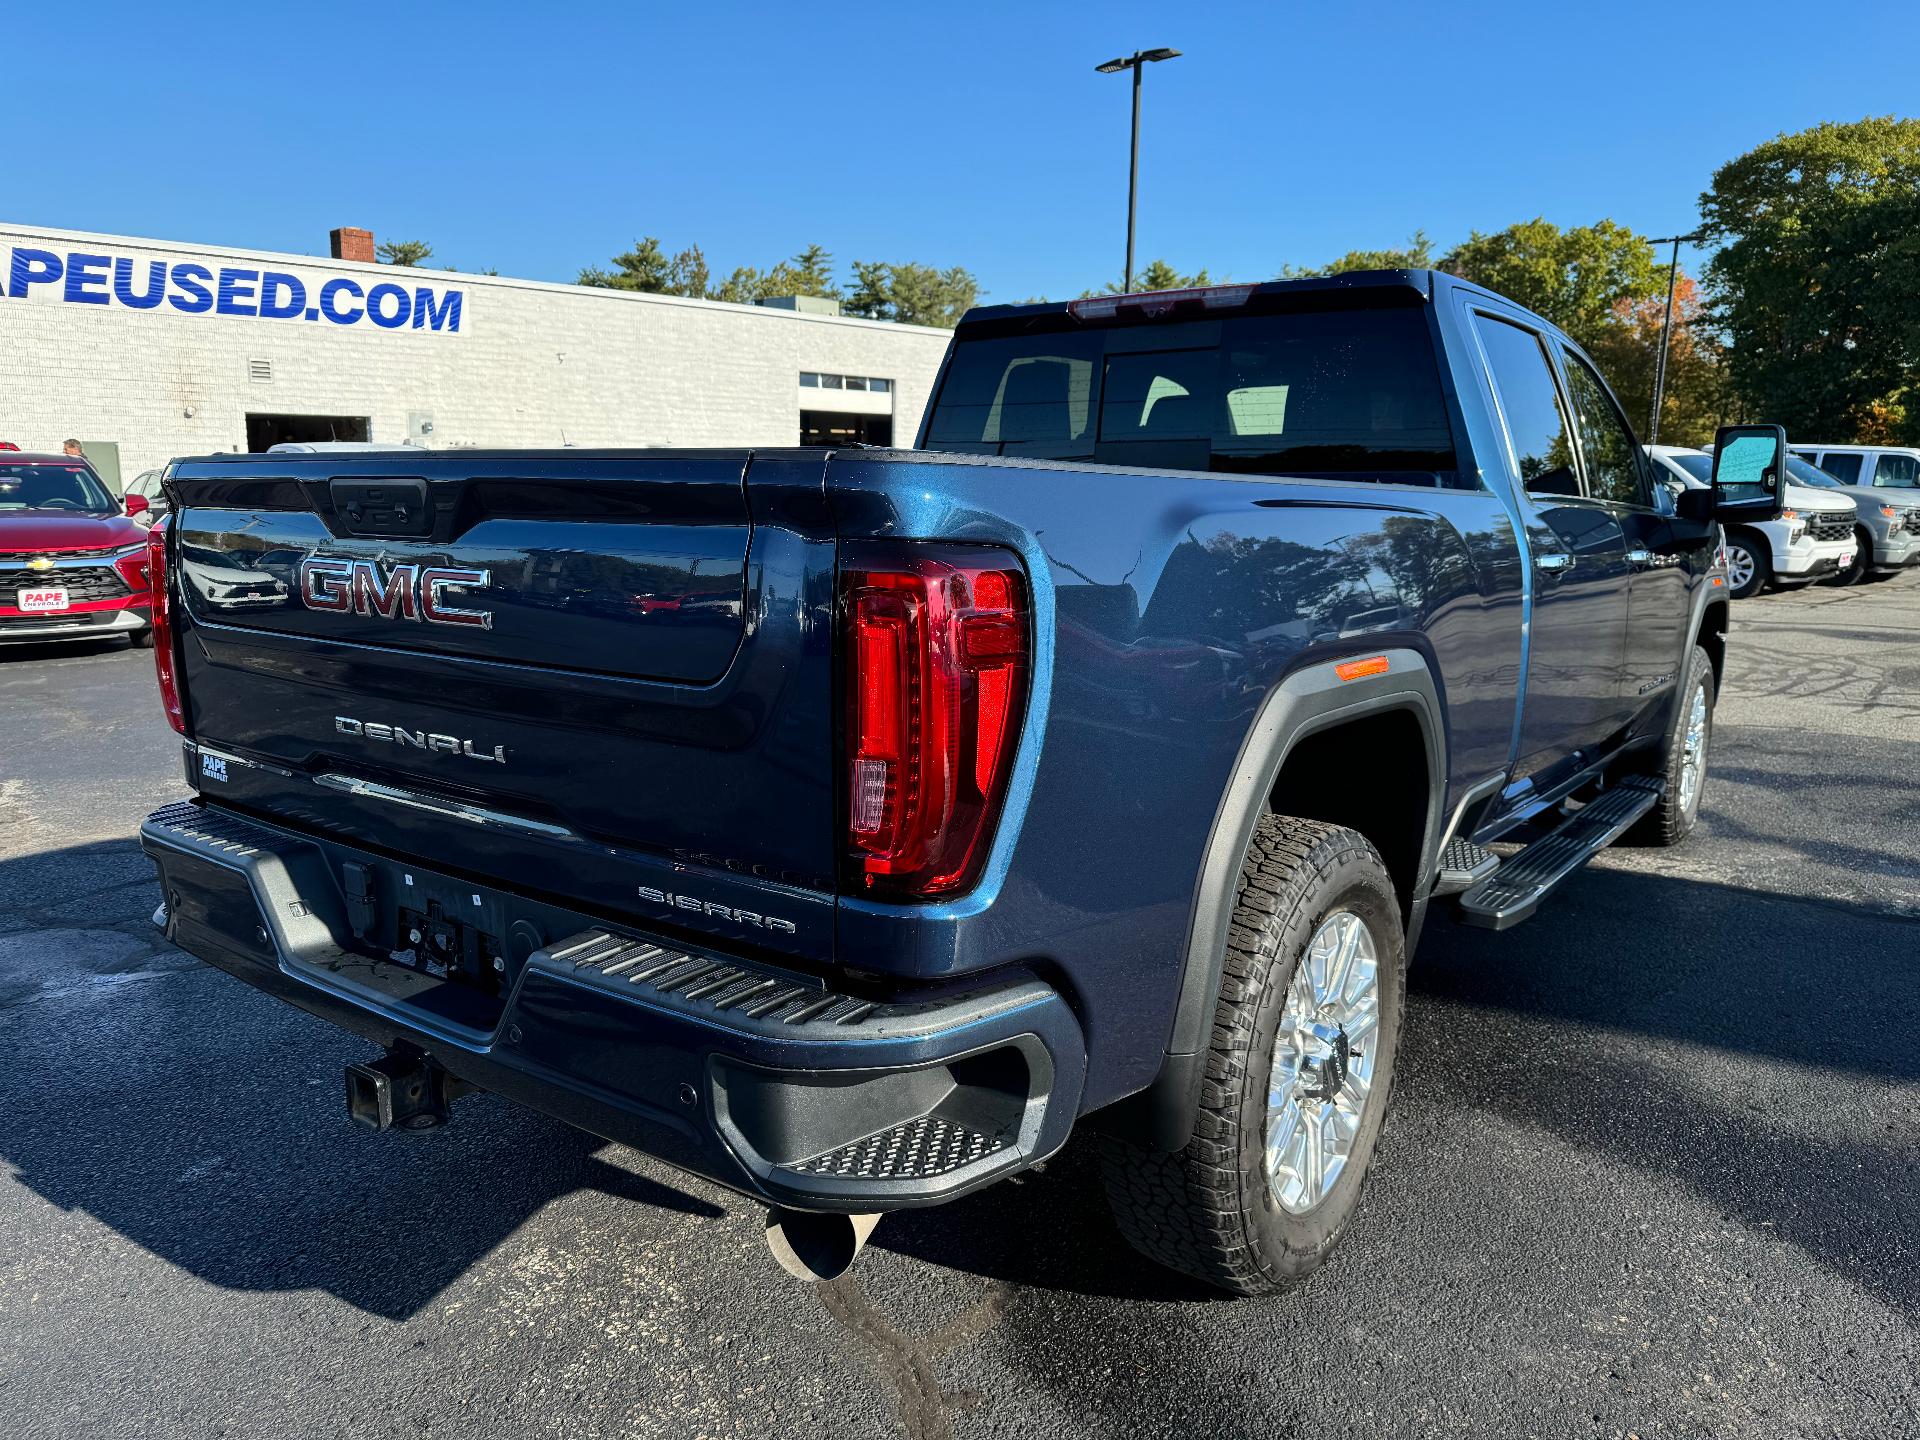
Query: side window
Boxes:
[
  {"xmin": 1821, "ymin": 452, "xmax": 1864, "ymax": 484},
  {"xmin": 1473, "ymin": 316, "xmax": 1580, "ymax": 498},
  {"xmin": 1561, "ymin": 354, "xmax": 1650, "ymax": 507},
  {"xmin": 1869, "ymin": 452, "xmax": 1920, "ymax": 488}
]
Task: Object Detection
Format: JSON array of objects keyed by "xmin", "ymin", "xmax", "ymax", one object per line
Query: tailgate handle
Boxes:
[{"xmin": 330, "ymin": 477, "xmax": 433, "ymax": 538}]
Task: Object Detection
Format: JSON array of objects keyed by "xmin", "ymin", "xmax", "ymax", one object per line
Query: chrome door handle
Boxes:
[
  {"xmin": 1625, "ymin": 547, "xmax": 1654, "ymax": 568},
  {"xmin": 1535, "ymin": 552, "xmax": 1575, "ymax": 576}
]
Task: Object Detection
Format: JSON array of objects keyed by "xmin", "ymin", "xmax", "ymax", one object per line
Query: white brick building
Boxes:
[{"xmin": 0, "ymin": 222, "xmax": 954, "ymax": 487}]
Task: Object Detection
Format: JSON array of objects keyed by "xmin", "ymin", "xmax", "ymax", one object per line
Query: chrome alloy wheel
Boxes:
[
  {"xmin": 1265, "ymin": 910, "xmax": 1381, "ymax": 1215},
  {"xmin": 1678, "ymin": 681, "xmax": 1709, "ymax": 812},
  {"xmin": 1724, "ymin": 541, "xmax": 1758, "ymax": 594}
]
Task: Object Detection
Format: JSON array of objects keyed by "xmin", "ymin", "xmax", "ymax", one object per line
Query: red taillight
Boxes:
[
  {"xmin": 147, "ymin": 517, "xmax": 185, "ymax": 735},
  {"xmin": 842, "ymin": 545, "xmax": 1029, "ymax": 898}
]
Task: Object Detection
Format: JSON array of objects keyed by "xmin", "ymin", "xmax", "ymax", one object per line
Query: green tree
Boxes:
[
  {"xmin": 844, "ymin": 261, "xmax": 980, "ymax": 326},
  {"xmin": 578, "ymin": 238, "xmax": 972, "ymax": 321},
  {"xmin": 377, "ymin": 239, "xmax": 434, "ymax": 267},
  {"xmin": 579, "ymin": 237, "xmax": 672, "ymax": 291},
  {"xmin": 1086, "ymin": 259, "xmax": 1212, "ymax": 296},
  {"xmin": 666, "ymin": 244, "xmax": 710, "ymax": 298},
  {"xmin": 1700, "ymin": 116, "xmax": 1920, "ymax": 443},
  {"xmin": 845, "ymin": 260, "xmax": 893, "ymax": 318},
  {"xmin": 786, "ymin": 244, "xmax": 839, "ymax": 297},
  {"xmin": 578, "ymin": 238, "xmax": 710, "ymax": 297},
  {"xmin": 1442, "ymin": 218, "xmax": 1660, "ymax": 350},
  {"xmin": 709, "ymin": 265, "xmax": 767, "ymax": 304},
  {"xmin": 1280, "ymin": 232, "xmax": 1436, "ymax": 277}
]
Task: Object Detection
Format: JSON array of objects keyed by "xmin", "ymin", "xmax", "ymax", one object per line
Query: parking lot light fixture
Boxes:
[{"xmin": 1096, "ymin": 47, "xmax": 1183, "ymax": 292}]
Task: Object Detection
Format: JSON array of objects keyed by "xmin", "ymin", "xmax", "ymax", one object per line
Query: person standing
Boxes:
[{"xmin": 62, "ymin": 439, "xmax": 83, "ymax": 458}]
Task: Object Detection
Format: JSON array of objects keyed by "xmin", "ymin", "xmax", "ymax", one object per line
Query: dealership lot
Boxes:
[{"xmin": 2, "ymin": 581, "xmax": 1916, "ymax": 1439}]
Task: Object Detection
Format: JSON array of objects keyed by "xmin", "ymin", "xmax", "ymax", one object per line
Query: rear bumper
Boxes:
[{"xmin": 139, "ymin": 801, "xmax": 1085, "ymax": 1213}]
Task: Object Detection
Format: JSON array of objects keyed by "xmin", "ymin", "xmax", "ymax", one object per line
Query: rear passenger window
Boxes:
[
  {"xmin": 1562, "ymin": 354, "xmax": 1650, "ymax": 506},
  {"xmin": 1870, "ymin": 453, "xmax": 1920, "ymax": 487},
  {"xmin": 1473, "ymin": 316, "xmax": 1579, "ymax": 498},
  {"xmin": 1820, "ymin": 453, "xmax": 1863, "ymax": 483}
]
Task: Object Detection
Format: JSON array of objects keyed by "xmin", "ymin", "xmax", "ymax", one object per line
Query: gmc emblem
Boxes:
[{"xmin": 299, "ymin": 557, "xmax": 493, "ymax": 629}]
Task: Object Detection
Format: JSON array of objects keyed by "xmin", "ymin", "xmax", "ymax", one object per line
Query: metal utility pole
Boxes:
[
  {"xmin": 1646, "ymin": 231, "xmax": 1705, "ymax": 443},
  {"xmin": 1095, "ymin": 48, "xmax": 1182, "ymax": 292}
]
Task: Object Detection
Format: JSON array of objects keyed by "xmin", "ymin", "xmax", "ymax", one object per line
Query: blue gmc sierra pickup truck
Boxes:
[{"xmin": 138, "ymin": 270, "xmax": 1786, "ymax": 1294}]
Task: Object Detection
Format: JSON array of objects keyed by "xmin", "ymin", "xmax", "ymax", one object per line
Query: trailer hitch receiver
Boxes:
[{"xmin": 345, "ymin": 1049, "xmax": 469, "ymax": 1132}]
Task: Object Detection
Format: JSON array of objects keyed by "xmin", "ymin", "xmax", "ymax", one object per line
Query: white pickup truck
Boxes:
[{"xmin": 1646, "ymin": 445, "xmax": 1856, "ymax": 599}]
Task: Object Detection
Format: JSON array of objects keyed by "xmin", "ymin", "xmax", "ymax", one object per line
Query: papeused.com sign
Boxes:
[{"xmin": 0, "ymin": 241, "xmax": 468, "ymax": 335}]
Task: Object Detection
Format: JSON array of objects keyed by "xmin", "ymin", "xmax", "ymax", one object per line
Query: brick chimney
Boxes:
[{"xmin": 329, "ymin": 227, "xmax": 375, "ymax": 264}]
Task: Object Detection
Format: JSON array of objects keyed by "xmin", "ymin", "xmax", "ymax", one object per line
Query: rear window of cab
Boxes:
[{"xmin": 923, "ymin": 306, "xmax": 1461, "ymax": 487}]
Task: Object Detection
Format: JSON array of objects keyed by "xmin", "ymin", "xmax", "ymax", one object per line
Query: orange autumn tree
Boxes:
[{"xmin": 1585, "ymin": 274, "xmax": 1731, "ymax": 448}]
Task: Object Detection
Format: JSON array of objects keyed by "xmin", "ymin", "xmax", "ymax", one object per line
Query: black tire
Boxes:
[
  {"xmin": 129, "ymin": 628, "xmax": 155, "ymax": 649},
  {"xmin": 1630, "ymin": 645, "xmax": 1715, "ymax": 846},
  {"xmin": 1825, "ymin": 528, "xmax": 1872, "ymax": 587},
  {"xmin": 1099, "ymin": 817, "xmax": 1405, "ymax": 1296},
  {"xmin": 1722, "ymin": 530, "xmax": 1768, "ymax": 599}
]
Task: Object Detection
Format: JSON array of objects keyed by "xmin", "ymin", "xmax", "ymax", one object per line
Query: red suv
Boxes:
[{"xmin": 0, "ymin": 453, "xmax": 154, "ymax": 648}]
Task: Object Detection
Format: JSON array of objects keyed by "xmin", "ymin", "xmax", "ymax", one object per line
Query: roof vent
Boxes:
[{"xmin": 248, "ymin": 358, "xmax": 273, "ymax": 383}]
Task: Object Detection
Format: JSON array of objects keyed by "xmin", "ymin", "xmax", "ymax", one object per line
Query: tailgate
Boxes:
[{"xmin": 166, "ymin": 449, "xmax": 838, "ymax": 958}]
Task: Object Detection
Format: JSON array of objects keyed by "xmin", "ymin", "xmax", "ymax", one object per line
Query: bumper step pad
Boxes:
[
  {"xmin": 1456, "ymin": 777, "xmax": 1662, "ymax": 930},
  {"xmin": 786, "ymin": 1115, "xmax": 1009, "ymax": 1181},
  {"xmin": 552, "ymin": 929, "xmax": 880, "ymax": 1029}
]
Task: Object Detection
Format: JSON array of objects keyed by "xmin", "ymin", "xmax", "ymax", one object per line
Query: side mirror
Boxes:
[
  {"xmin": 1709, "ymin": 424, "xmax": 1788, "ymax": 523},
  {"xmin": 124, "ymin": 492, "xmax": 150, "ymax": 518}
]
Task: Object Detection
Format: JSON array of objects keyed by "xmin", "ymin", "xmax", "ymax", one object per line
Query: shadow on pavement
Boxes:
[
  {"xmin": 1406, "ymin": 865, "xmax": 1920, "ymax": 1320},
  {"xmin": 6, "ymin": 840, "xmax": 1915, "ymax": 1319},
  {"xmin": 0, "ymin": 841, "xmax": 724, "ymax": 1322},
  {"xmin": 0, "ymin": 635, "xmax": 138, "ymax": 664},
  {"xmin": 879, "ymin": 863, "xmax": 1920, "ymax": 1314}
]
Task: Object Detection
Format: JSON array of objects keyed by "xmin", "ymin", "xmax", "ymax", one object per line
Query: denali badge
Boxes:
[
  {"xmin": 637, "ymin": 885, "xmax": 798, "ymax": 934},
  {"xmin": 300, "ymin": 557, "xmax": 493, "ymax": 628},
  {"xmin": 335, "ymin": 716, "xmax": 506, "ymax": 764}
]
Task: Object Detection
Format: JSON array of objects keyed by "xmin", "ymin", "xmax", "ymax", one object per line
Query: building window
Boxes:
[{"xmin": 800, "ymin": 371, "xmax": 893, "ymax": 393}]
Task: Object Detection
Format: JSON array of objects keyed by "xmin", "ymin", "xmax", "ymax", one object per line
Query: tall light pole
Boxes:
[
  {"xmin": 1096, "ymin": 47, "xmax": 1181, "ymax": 292},
  {"xmin": 1646, "ymin": 231, "xmax": 1705, "ymax": 444}
]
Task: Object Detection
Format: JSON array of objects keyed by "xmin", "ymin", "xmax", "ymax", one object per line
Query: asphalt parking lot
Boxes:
[{"xmin": 2, "ymin": 578, "xmax": 1917, "ymax": 1440}]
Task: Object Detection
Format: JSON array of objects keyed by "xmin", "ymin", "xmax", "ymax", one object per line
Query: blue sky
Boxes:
[{"xmin": 11, "ymin": 0, "xmax": 1915, "ymax": 301}]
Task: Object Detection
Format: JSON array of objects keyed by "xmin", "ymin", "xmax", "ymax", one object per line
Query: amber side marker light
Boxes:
[{"xmin": 1335, "ymin": 655, "xmax": 1391, "ymax": 682}]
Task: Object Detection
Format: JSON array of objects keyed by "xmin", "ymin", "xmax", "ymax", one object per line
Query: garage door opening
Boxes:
[
  {"xmin": 245, "ymin": 414, "xmax": 372, "ymax": 452},
  {"xmin": 800, "ymin": 411, "xmax": 893, "ymax": 447}
]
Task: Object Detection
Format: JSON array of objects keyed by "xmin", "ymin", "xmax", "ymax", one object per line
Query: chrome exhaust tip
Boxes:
[{"xmin": 765, "ymin": 1208, "xmax": 882, "ymax": 1283}]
